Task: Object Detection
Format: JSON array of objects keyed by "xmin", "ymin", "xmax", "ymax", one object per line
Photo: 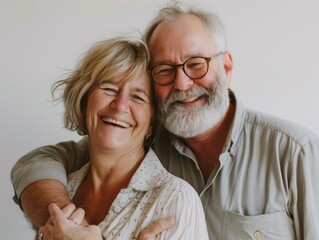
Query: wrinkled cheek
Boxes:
[
  {"xmin": 85, "ymin": 110, "xmax": 102, "ymax": 136},
  {"xmin": 154, "ymin": 85, "xmax": 171, "ymax": 101},
  {"xmin": 85, "ymin": 116, "xmax": 94, "ymax": 135}
]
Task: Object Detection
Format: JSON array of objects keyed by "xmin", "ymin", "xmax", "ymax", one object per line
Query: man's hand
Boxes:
[
  {"xmin": 38, "ymin": 203, "xmax": 102, "ymax": 240},
  {"xmin": 138, "ymin": 217, "xmax": 175, "ymax": 240},
  {"xmin": 20, "ymin": 179, "xmax": 72, "ymax": 229}
]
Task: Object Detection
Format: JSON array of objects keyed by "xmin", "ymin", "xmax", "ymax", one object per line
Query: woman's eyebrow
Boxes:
[{"xmin": 133, "ymin": 87, "xmax": 151, "ymax": 97}]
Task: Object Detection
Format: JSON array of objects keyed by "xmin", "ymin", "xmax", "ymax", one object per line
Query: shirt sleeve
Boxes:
[
  {"xmin": 157, "ymin": 182, "xmax": 209, "ymax": 240},
  {"xmin": 291, "ymin": 138, "xmax": 319, "ymax": 239},
  {"xmin": 10, "ymin": 137, "xmax": 89, "ymax": 204}
]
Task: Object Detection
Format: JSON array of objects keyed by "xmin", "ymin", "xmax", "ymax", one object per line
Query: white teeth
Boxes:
[
  {"xmin": 180, "ymin": 96, "xmax": 199, "ymax": 103},
  {"xmin": 101, "ymin": 117, "xmax": 130, "ymax": 128}
]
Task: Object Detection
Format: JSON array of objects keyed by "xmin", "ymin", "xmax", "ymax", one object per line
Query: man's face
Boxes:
[{"xmin": 148, "ymin": 14, "xmax": 233, "ymax": 138}]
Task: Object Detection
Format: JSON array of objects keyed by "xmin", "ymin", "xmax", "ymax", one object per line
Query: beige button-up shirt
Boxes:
[{"xmin": 153, "ymin": 91, "xmax": 319, "ymax": 239}]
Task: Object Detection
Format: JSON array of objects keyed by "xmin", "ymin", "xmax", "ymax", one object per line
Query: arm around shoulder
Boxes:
[
  {"xmin": 10, "ymin": 137, "xmax": 89, "ymax": 228},
  {"xmin": 21, "ymin": 179, "xmax": 71, "ymax": 229},
  {"xmin": 11, "ymin": 137, "xmax": 89, "ymax": 200}
]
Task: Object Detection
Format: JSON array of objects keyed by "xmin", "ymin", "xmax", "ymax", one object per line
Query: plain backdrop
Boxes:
[{"xmin": 1, "ymin": 0, "xmax": 319, "ymax": 239}]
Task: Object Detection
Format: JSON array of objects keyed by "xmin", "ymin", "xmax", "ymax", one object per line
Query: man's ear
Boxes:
[{"xmin": 223, "ymin": 51, "xmax": 233, "ymax": 88}]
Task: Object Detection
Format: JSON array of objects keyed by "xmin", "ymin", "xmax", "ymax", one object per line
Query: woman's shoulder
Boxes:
[
  {"xmin": 159, "ymin": 171, "xmax": 199, "ymax": 199},
  {"xmin": 142, "ymin": 149, "xmax": 197, "ymax": 194}
]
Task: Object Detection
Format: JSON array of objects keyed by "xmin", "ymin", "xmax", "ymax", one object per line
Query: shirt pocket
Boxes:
[{"xmin": 222, "ymin": 210, "xmax": 295, "ymax": 240}]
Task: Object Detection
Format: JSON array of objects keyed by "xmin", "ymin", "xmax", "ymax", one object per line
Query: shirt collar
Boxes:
[
  {"xmin": 226, "ymin": 89, "xmax": 246, "ymax": 156},
  {"xmin": 68, "ymin": 149, "xmax": 169, "ymax": 194},
  {"xmin": 129, "ymin": 148, "xmax": 169, "ymax": 191}
]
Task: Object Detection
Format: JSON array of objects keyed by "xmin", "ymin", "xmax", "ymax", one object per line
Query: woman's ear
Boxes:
[
  {"xmin": 146, "ymin": 125, "xmax": 153, "ymax": 139},
  {"xmin": 144, "ymin": 122, "xmax": 156, "ymax": 149}
]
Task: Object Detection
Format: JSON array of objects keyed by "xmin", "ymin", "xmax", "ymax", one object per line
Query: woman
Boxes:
[{"xmin": 37, "ymin": 37, "xmax": 209, "ymax": 240}]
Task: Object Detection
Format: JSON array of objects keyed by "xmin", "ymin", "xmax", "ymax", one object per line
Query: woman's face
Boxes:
[{"xmin": 86, "ymin": 71, "xmax": 154, "ymax": 153}]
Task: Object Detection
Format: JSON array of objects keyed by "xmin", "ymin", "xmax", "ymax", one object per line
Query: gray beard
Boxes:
[{"xmin": 157, "ymin": 71, "xmax": 230, "ymax": 138}]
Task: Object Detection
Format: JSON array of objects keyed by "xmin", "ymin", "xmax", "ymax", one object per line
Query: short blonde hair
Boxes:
[{"xmin": 52, "ymin": 37, "xmax": 151, "ymax": 135}]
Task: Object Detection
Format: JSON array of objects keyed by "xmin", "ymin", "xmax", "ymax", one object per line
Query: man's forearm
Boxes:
[{"xmin": 20, "ymin": 179, "xmax": 72, "ymax": 229}]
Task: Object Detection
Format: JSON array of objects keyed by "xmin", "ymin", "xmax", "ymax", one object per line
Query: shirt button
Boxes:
[
  {"xmin": 114, "ymin": 206, "xmax": 121, "ymax": 213},
  {"xmin": 253, "ymin": 231, "xmax": 261, "ymax": 239}
]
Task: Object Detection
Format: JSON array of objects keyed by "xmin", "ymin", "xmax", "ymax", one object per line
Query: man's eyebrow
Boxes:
[{"xmin": 152, "ymin": 54, "xmax": 201, "ymax": 65}]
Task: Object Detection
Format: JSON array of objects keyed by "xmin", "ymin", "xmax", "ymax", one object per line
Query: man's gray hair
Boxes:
[{"xmin": 143, "ymin": 1, "xmax": 227, "ymax": 52}]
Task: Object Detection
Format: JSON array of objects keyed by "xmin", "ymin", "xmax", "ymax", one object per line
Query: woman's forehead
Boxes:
[{"xmin": 101, "ymin": 70, "xmax": 150, "ymax": 89}]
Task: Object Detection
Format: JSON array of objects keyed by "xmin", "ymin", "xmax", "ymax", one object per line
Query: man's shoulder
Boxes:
[{"xmin": 244, "ymin": 108, "xmax": 319, "ymax": 145}]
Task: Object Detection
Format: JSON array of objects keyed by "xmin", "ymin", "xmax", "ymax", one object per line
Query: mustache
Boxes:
[{"xmin": 160, "ymin": 85, "xmax": 213, "ymax": 107}]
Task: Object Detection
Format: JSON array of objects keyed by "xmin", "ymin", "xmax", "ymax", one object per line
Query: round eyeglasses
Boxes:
[{"xmin": 150, "ymin": 52, "xmax": 225, "ymax": 86}]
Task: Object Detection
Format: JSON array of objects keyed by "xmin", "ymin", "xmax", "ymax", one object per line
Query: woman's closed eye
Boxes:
[
  {"xmin": 101, "ymin": 87, "xmax": 118, "ymax": 96},
  {"xmin": 131, "ymin": 93, "xmax": 148, "ymax": 103}
]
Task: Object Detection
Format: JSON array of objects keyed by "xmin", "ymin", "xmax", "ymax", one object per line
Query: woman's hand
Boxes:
[{"xmin": 38, "ymin": 203, "xmax": 102, "ymax": 240}]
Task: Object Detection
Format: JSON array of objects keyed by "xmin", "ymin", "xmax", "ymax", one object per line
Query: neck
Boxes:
[
  {"xmin": 185, "ymin": 102, "xmax": 235, "ymax": 182},
  {"xmin": 90, "ymin": 149, "xmax": 144, "ymax": 188},
  {"xmin": 72, "ymin": 144, "xmax": 145, "ymax": 224}
]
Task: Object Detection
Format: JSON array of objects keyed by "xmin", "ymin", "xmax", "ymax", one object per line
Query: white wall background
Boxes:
[{"xmin": 1, "ymin": 0, "xmax": 318, "ymax": 239}]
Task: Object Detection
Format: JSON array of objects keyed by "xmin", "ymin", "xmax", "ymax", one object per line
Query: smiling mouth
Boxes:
[
  {"xmin": 101, "ymin": 117, "xmax": 130, "ymax": 128},
  {"xmin": 177, "ymin": 96, "xmax": 202, "ymax": 104}
]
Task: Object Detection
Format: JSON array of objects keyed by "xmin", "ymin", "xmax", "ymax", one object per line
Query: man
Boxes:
[{"xmin": 11, "ymin": 2, "xmax": 319, "ymax": 239}]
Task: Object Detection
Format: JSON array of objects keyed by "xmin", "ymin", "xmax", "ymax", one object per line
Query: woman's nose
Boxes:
[{"xmin": 110, "ymin": 92, "xmax": 129, "ymax": 112}]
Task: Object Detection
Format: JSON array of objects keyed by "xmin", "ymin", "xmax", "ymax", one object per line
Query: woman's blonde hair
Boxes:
[{"xmin": 52, "ymin": 36, "xmax": 151, "ymax": 135}]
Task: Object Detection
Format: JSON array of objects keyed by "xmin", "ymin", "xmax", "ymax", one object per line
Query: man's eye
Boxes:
[
  {"xmin": 187, "ymin": 62, "xmax": 205, "ymax": 69},
  {"xmin": 154, "ymin": 66, "xmax": 174, "ymax": 76}
]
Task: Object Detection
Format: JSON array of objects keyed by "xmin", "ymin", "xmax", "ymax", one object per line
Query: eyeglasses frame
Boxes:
[{"xmin": 149, "ymin": 51, "xmax": 226, "ymax": 86}]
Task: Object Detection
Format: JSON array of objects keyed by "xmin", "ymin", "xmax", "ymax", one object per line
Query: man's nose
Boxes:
[{"xmin": 173, "ymin": 67, "xmax": 194, "ymax": 91}]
